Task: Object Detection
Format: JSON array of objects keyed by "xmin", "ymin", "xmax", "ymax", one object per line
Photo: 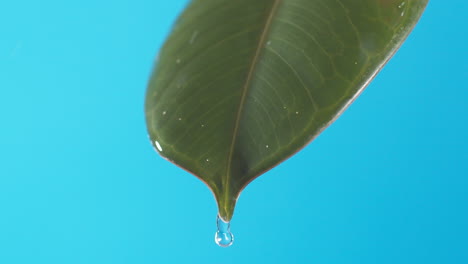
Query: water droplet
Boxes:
[
  {"xmin": 266, "ymin": 41, "xmax": 271, "ymax": 46},
  {"xmin": 176, "ymin": 58, "xmax": 181, "ymax": 64},
  {"xmin": 295, "ymin": 111, "xmax": 299, "ymax": 115},
  {"xmin": 206, "ymin": 158, "xmax": 210, "ymax": 162},
  {"xmin": 178, "ymin": 117, "xmax": 182, "ymax": 121},
  {"xmin": 201, "ymin": 124, "xmax": 205, "ymax": 127},
  {"xmin": 215, "ymin": 215, "xmax": 234, "ymax": 247},
  {"xmin": 162, "ymin": 111, "xmax": 167, "ymax": 115},
  {"xmin": 266, "ymin": 145, "xmax": 269, "ymax": 148},
  {"xmin": 354, "ymin": 61, "xmax": 358, "ymax": 65},
  {"xmin": 189, "ymin": 31, "xmax": 199, "ymax": 44},
  {"xmin": 154, "ymin": 141, "xmax": 163, "ymax": 152}
]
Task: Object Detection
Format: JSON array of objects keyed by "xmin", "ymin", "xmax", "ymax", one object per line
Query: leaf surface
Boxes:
[{"xmin": 145, "ymin": 0, "xmax": 428, "ymax": 221}]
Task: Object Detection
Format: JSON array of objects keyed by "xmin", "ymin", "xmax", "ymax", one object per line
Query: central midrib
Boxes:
[{"xmin": 224, "ymin": 0, "xmax": 282, "ymax": 203}]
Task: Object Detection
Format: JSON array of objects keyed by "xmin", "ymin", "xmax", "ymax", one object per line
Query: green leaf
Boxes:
[{"xmin": 145, "ymin": 0, "xmax": 428, "ymax": 221}]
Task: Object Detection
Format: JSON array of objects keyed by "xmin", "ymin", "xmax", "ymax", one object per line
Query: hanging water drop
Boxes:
[{"xmin": 214, "ymin": 215, "xmax": 234, "ymax": 247}]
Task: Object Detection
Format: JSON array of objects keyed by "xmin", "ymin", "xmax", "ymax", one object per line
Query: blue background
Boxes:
[{"xmin": 0, "ymin": 1, "xmax": 467, "ymax": 263}]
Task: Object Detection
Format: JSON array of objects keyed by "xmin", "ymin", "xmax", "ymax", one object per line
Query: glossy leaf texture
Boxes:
[{"xmin": 145, "ymin": 0, "xmax": 428, "ymax": 221}]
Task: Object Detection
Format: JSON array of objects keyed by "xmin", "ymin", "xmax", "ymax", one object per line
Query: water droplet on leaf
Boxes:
[
  {"xmin": 189, "ymin": 30, "xmax": 199, "ymax": 44},
  {"xmin": 154, "ymin": 141, "xmax": 163, "ymax": 152}
]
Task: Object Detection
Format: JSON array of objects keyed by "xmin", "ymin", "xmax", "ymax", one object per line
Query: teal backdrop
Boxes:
[{"xmin": 0, "ymin": 1, "xmax": 467, "ymax": 263}]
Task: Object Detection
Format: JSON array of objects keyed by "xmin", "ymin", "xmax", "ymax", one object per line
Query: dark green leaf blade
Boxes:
[{"xmin": 145, "ymin": 0, "xmax": 428, "ymax": 221}]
